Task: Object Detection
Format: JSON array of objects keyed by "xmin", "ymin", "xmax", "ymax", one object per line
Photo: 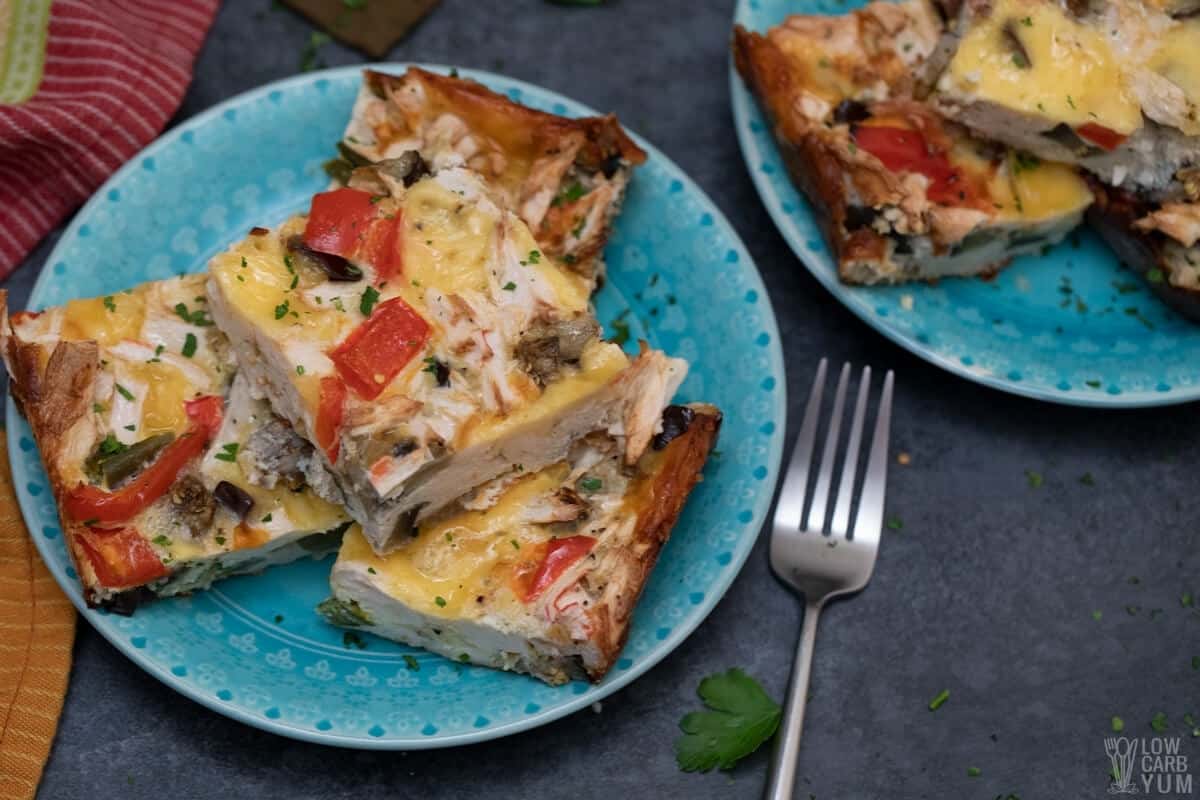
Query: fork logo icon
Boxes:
[{"xmin": 1107, "ymin": 737, "xmax": 1140, "ymax": 794}]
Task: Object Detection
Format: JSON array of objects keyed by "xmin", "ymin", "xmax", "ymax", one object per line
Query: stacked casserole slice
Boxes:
[
  {"xmin": 4, "ymin": 68, "xmax": 719, "ymax": 685},
  {"xmin": 735, "ymin": 0, "xmax": 1199, "ymax": 307}
]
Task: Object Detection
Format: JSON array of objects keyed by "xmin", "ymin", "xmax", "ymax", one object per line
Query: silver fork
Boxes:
[{"xmin": 764, "ymin": 359, "xmax": 894, "ymax": 800}]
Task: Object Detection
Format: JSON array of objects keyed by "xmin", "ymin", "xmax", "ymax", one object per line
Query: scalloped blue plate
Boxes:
[
  {"xmin": 732, "ymin": 0, "xmax": 1200, "ymax": 407},
  {"xmin": 7, "ymin": 66, "xmax": 785, "ymax": 748}
]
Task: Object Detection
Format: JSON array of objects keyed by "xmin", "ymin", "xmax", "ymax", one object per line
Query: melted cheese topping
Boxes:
[
  {"xmin": 403, "ymin": 178, "xmax": 497, "ymax": 295},
  {"xmin": 1149, "ymin": 19, "xmax": 1200, "ymax": 107},
  {"xmin": 338, "ymin": 466, "xmax": 570, "ymax": 617},
  {"xmin": 460, "ymin": 340, "xmax": 629, "ymax": 448},
  {"xmin": 983, "ymin": 157, "xmax": 1093, "ymax": 221},
  {"xmin": 947, "ymin": 0, "xmax": 1142, "ymax": 134},
  {"xmin": 60, "ymin": 292, "xmax": 146, "ymax": 345}
]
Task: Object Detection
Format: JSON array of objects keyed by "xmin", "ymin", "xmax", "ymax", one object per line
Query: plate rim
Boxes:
[
  {"xmin": 10, "ymin": 63, "xmax": 787, "ymax": 748},
  {"xmin": 729, "ymin": 0, "xmax": 1196, "ymax": 409}
]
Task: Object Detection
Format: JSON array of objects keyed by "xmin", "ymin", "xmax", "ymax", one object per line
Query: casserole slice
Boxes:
[
  {"xmin": 327, "ymin": 67, "xmax": 647, "ymax": 287},
  {"xmin": 319, "ymin": 404, "xmax": 720, "ymax": 685},
  {"xmin": 926, "ymin": 0, "xmax": 1199, "ymax": 202},
  {"xmin": 0, "ymin": 277, "xmax": 349, "ymax": 610},
  {"xmin": 207, "ymin": 167, "xmax": 687, "ymax": 553},
  {"xmin": 734, "ymin": 1, "xmax": 1093, "ymax": 285}
]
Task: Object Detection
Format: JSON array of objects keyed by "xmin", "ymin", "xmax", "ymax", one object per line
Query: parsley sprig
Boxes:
[{"xmin": 675, "ymin": 668, "xmax": 781, "ymax": 772}]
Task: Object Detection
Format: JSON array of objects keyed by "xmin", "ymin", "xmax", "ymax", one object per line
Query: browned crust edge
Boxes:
[
  {"xmin": 585, "ymin": 404, "xmax": 722, "ymax": 681},
  {"xmin": 0, "ymin": 291, "xmax": 107, "ymax": 603},
  {"xmin": 1087, "ymin": 184, "xmax": 1200, "ymax": 323},
  {"xmin": 732, "ymin": 27, "xmax": 892, "ymax": 277},
  {"xmin": 366, "ymin": 67, "xmax": 648, "ymax": 168}
]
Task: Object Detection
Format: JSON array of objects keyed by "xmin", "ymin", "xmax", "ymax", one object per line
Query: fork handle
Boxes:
[{"xmin": 763, "ymin": 598, "xmax": 823, "ymax": 800}]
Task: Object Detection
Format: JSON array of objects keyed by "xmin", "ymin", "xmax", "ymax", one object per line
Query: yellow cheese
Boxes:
[
  {"xmin": 1149, "ymin": 19, "xmax": 1200, "ymax": 107},
  {"xmin": 123, "ymin": 361, "xmax": 194, "ymax": 435},
  {"xmin": 61, "ymin": 291, "xmax": 146, "ymax": 345},
  {"xmin": 771, "ymin": 30, "xmax": 862, "ymax": 105},
  {"xmin": 402, "ymin": 179, "xmax": 497, "ymax": 297},
  {"xmin": 460, "ymin": 340, "xmax": 629, "ymax": 448},
  {"xmin": 340, "ymin": 466, "xmax": 569, "ymax": 617},
  {"xmin": 1009, "ymin": 160, "xmax": 1092, "ymax": 221},
  {"xmin": 947, "ymin": 0, "xmax": 1142, "ymax": 134},
  {"xmin": 210, "ymin": 228, "xmax": 347, "ymax": 343}
]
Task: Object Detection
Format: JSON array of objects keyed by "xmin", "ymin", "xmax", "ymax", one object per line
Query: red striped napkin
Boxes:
[{"xmin": 0, "ymin": 0, "xmax": 219, "ymax": 277}]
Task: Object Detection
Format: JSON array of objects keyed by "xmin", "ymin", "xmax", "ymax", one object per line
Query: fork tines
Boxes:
[{"xmin": 775, "ymin": 359, "xmax": 894, "ymax": 541}]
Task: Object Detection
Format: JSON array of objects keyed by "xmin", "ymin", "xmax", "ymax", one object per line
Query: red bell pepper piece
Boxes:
[
  {"xmin": 75, "ymin": 526, "xmax": 169, "ymax": 588},
  {"xmin": 64, "ymin": 430, "xmax": 209, "ymax": 524},
  {"xmin": 1075, "ymin": 122, "xmax": 1127, "ymax": 152},
  {"xmin": 302, "ymin": 188, "xmax": 403, "ymax": 282},
  {"xmin": 184, "ymin": 395, "xmax": 224, "ymax": 437},
  {"xmin": 316, "ymin": 376, "xmax": 347, "ymax": 463},
  {"xmin": 852, "ymin": 125, "xmax": 972, "ymax": 206},
  {"xmin": 512, "ymin": 535, "xmax": 596, "ymax": 603},
  {"xmin": 328, "ymin": 296, "xmax": 430, "ymax": 400}
]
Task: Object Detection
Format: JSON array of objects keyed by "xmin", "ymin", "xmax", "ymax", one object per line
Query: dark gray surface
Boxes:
[{"xmin": 14, "ymin": 1, "xmax": 1197, "ymax": 798}]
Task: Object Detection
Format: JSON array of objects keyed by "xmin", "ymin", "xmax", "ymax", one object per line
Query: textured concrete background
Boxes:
[{"xmin": 9, "ymin": 1, "xmax": 1197, "ymax": 798}]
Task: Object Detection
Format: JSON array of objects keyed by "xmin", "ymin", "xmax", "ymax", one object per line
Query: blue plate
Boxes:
[
  {"xmin": 7, "ymin": 66, "xmax": 785, "ymax": 748},
  {"xmin": 732, "ymin": 0, "xmax": 1200, "ymax": 407}
]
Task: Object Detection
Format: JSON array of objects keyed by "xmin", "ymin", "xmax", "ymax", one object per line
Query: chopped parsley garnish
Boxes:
[
  {"xmin": 343, "ymin": 631, "xmax": 367, "ymax": 650},
  {"xmin": 1182, "ymin": 592, "xmax": 1194, "ymax": 608},
  {"xmin": 527, "ymin": 249, "xmax": 541, "ymax": 264},
  {"xmin": 502, "ymin": 281, "xmax": 517, "ymax": 291},
  {"xmin": 403, "ymin": 654, "xmax": 420, "ymax": 671},
  {"xmin": 551, "ymin": 181, "xmax": 588, "ymax": 207},
  {"xmin": 1092, "ymin": 610, "xmax": 1103, "ymax": 621},
  {"xmin": 274, "ymin": 614, "xmax": 283, "ymax": 623},
  {"xmin": 92, "ymin": 403, "xmax": 105, "ymax": 414},
  {"xmin": 215, "ymin": 535, "xmax": 226, "ymax": 546},
  {"xmin": 274, "ymin": 300, "xmax": 289, "ymax": 320},
  {"xmin": 1146, "ymin": 268, "xmax": 1164, "ymax": 284},
  {"xmin": 332, "ymin": 297, "xmax": 346, "ymax": 313},
  {"xmin": 511, "ymin": 539, "xmax": 520, "ymax": 549},
  {"xmin": 97, "ymin": 433, "xmax": 127, "ymax": 456},
  {"xmin": 152, "ymin": 535, "xmax": 171, "ymax": 547},
  {"xmin": 1086, "ymin": 379, "xmax": 1102, "ymax": 388},
  {"xmin": 967, "ymin": 767, "xmax": 982, "ymax": 778},
  {"xmin": 928, "ymin": 689, "xmax": 950, "ymax": 711},
  {"xmin": 1024, "ymin": 470, "xmax": 1043, "ymax": 488},
  {"xmin": 367, "ymin": 566, "xmax": 376, "ymax": 574},
  {"xmin": 1079, "ymin": 472, "xmax": 1095, "ymax": 486},
  {"xmin": 458, "ymin": 653, "xmax": 470, "ymax": 662},
  {"xmin": 214, "ymin": 443, "xmax": 239, "ymax": 462},
  {"xmin": 1012, "ymin": 152, "xmax": 1040, "ymax": 174},
  {"xmin": 360, "ymin": 285, "xmax": 380, "ymax": 316},
  {"xmin": 571, "ymin": 215, "xmax": 586, "ymax": 239},
  {"xmin": 886, "ymin": 517, "xmax": 903, "ymax": 530},
  {"xmin": 609, "ymin": 318, "xmax": 631, "ymax": 347},
  {"xmin": 299, "ymin": 31, "xmax": 330, "ymax": 72},
  {"xmin": 181, "ymin": 332, "xmax": 197, "ymax": 358},
  {"xmin": 1020, "ymin": 15, "xmax": 1032, "ymax": 25},
  {"xmin": 674, "ymin": 668, "xmax": 781, "ymax": 772},
  {"xmin": 261, "ymin": 513, "xmax": 273, "ymax": 523},
  {"xmin": 240, "ymin": 257, "xmax": 248, "ymax": 268},
  {"xmin": 103, "ymin": 295, "xmax": 116, "ymax": 312},
  {"xmin": 1067, "ymin": 95, "xmax": 1076, "ymax": 109},
  {"xmin": 1151, "ymin": 712, "xmax": 1169, "ymax": 733},
  {"xmin": 115, "ymin": 383, "xmax": 135, "ymax": 402},
  {"xmin": 296, "ymin": 365, "xmax": 306, "ymax": 375},
  {"xmin": 434, "ymin": 596, "xmax": 447, "ymax": 607},
  {"xmin": 1112, "ymin": 716, "xmax": 1125, "ymax": 732},
  {"xmin": 124, "ymin": 424, "xmax": 135, "ymax": 431},
  {"xmin": 173, "ymin": 302, "xmax": 213, "ymax": 326},
  {"xmin": 579, "ymin": 476, "xmax": 603, "ymax": 493}
]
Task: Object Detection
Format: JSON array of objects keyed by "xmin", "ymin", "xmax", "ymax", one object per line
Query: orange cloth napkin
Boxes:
[{"xmin": 0, "ymin": 440, "xmax": 75, "ymax": 800}]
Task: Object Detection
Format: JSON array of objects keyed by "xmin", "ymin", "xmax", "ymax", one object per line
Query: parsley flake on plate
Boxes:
[
  {"xmin": 674, "ymin": 668, "xmax": 781, "ymax": 772},
  {"xmin": 928, "ymin": 688, "xmax": 950, "ymax": 711}
]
